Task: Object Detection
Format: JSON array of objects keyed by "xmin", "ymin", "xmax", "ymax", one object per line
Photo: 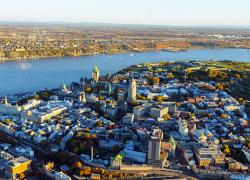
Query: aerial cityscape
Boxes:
[{"xmin": 0, "ymin": 0, "xmax": 250, "ymax": 180}]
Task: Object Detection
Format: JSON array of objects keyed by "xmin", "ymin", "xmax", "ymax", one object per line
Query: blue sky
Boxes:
[{"xmin": 0, "ymin": 0, "xmax": 250, "ymax": 26}]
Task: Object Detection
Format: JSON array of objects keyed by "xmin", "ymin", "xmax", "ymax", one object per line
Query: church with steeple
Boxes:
[{"xmin": 0, "ymin": 96, "xmax": 21, "ymax": 115}]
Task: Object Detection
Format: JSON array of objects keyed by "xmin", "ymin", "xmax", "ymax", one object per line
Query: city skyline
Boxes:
[
  {"xmin": 0, "ymin": 1, "xmax": 250, "ymax": 179},
  {"xmin": 1, "ymin": 0, "xmax": 250, "ymax": 26}
]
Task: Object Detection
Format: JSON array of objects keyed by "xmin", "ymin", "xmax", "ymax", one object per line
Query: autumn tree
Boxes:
[
  {"xmin": 223, "ymin": 144, "xmax": 231, "ymax": 156},
  {"xmin": 85, "ymin": 87, "xmax": 92, "ymax": 94},
  {"xmin": 19, "ymin": 173, "xmax": 26, "ymax": 180},
  {"xmin": 137, "ymin": 95, "xmax": 147, "ymax": 100},
  {"xmin": 73, "ymin": 161, "xmax": 82, "ymax": 169},
  {"xmin": 235, "ymin": 73, "xmax": 241, "ymax": 79},
  {"xmin": 129, "ymin": 100, "xmax": 140, "ymax": 107},
  {"xmin": 220, "ymin": 114, "xmax": 228, "ymax": 119},
  {"xmin": 156, "ymin": 96, "xmax": 168, "ymax": 102},
  {"xmin": 163, "ymin": 113, "xmax": 171, "ymax": 121},
  {"xmin": 79, "ymin": 167, "xmax": 92, "ymax": 176},
  {"xmin": 149, "ymin": 76, "xmax": 160, "ymax": 85},
  {"xmin": 166, "ymin": 73, "xmax": 174, "ymax": 79},
  {"xmin": 215, "ymin": 83, "xmax": 224, "ymax": 90}
]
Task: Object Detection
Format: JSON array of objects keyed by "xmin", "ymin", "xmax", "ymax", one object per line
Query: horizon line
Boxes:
[{"xmin": 0, "ymin": 20, "xmax": 250, "ymax": 29}]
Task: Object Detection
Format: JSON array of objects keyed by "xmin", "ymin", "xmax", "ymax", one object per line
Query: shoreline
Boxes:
[
  {"xmin": 0, "ymin": 48, "xmax": 177, "ymax": 62},
  {"xmin": 0, "ymin": 47, "xmax": 246, "ymax": 63}
]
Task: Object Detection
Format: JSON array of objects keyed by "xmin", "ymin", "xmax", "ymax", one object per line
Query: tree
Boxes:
[
  {"xmin": 106, "ymin": 100, "xmax": 112, "ymax": 104},
  {"xmin": 95, "ymin": 120, "xmax": 104, "ymax": 127},
  {"xmin": 246, "ymin": 139, "xmax": 250, "ymax": 149},
  {"xmin": 84, "ymin": 128, "xmax": 90, "ymax": 133},
  {"xmin": 208, "ymin": 69, "xmax": 218, "ymax": 78},
  {"xmin": 156, "ymin": 96, "xmax": 168, "ymax": 102},
  {"xmin": 73, "ymin": 161, "xmax": 82, "ymax": 169},
  {"xmin": 223, "ymin": 144, "xmax": 231, "ymax": 156},
  {"xmin": 94, "ymin": 168, "xmax": 105, "ymax": 175},
  {"xmin": 238, "ymin": 98, "xmax": 247, "ymax": 105},
  {"xmin": 85, "ymin": 87, "xmax": 92, "ymax": 94},
  {"xmin": 215, "ymin": 83, "xmax": 224, "ymax": 90},
  {"xmin": 220, "ymin": 114, "xmax": 228, "ymax": 119},
  {"xmin": 163, "ymin": 113, "xmax": 171, "ymax": 121},
  {"xmin": 19, "ymin": 173, "xmax": 25, "ymax": 180},
  {"xmin": 137, "ymin": 95, "xmax": 147, "ymax": 100},
  {"xmin": 166, "ymin": 73, "xmax": 174, "ymax": 79},
  {"xmin": 242, "ymin": 75, "xmax": 247, "ymax": 79},
  {"xmin": 79, "ymin": 167, "xmax": 92, "ymax": 176},
  {"xmin": 79, "ymin": 143, "xmax": 85, "ymax": 152},
  {"xmin": 149, "ymin": 76, "xmax": 160, "ymax": 85},
  {"xmin": 76, "ymin": 132, "xmax": 84, "ymax": 138},
  {"xmin": 73, "ymin": 146, "xmax": 79, "ymax": 154},
  {"xmin": 235, "ymin": 74, "xmax": 241, "ymax": 79},
  {"xmin": 129, "ymin": 100, "xmax": 139, "ymax": 107},
  {"xmin": 99, "ymin": 96, "xmax": 105, "ymax": 100}
]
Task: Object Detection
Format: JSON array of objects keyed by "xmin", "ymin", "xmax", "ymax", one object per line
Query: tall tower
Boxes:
[
  {"xmin": 91, "ymin": 146, "xmax": 94, "ymax": 161},
  {"xmin": 127, "ymin": 78, "xmax": 137, "ymax": 101},
  {"xmin": 78, "ymin": 92, "xmax": 86, "ymax": 103},
  {"xmin": 80, "ymin": 77, "xmax": 85, "ymax": 88},
  {"xmin": 4, "ymin": 96, "xmax": 8, "ymax": 105},
  {"xmin": 184, "ymin": 70, "xmax": 187, "ymax": 82},
  {"xmin": 147, "ymin": 128, "xmax": 163, "ymax": 163},
  {"xmin": 92, "ymin": 66, "xmax": 100, "ymax": 83}
]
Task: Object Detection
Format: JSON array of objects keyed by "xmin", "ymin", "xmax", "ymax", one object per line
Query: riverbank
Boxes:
[
  {"xmin": 1, "ymin": 47, "xmax": 249, "ymax": 63},
  {"xmin": 0, "ymin": 48, "xmax": 187, "ymax": 62}
]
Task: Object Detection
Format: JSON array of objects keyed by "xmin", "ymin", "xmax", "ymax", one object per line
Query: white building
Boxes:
[
  {"xmin": 0, "ymin": 97, "xmax": 21, "ymax": 115},
  {"xmin": 128, "ymin": 78, "xmax": 137, "ymax": 101},
  {"xmin": 21, "ymin": 99, "xmax": 42, "ymax": 111}
]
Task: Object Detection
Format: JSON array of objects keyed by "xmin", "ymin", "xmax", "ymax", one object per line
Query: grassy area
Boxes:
[{"xmin": 202, "ymin": 61, "xmax": 250, "ymax": 72}]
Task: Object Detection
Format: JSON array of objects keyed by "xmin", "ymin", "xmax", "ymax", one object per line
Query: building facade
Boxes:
[{"xmin": 128, "ymin": 78, "xmax": 137, "ymax": 101}]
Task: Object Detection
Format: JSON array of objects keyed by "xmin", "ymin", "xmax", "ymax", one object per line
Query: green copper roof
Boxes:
[
  {"xmin": 169, "ymin": 136, "xmax": 176, "ymax": 144},
  {"xmin": 115, "ymin": 154, "xmax": 123, "ymax": 160},
  {"xmin": 93, "ymin": 66, "xmax": 100, "ymax": 73}
]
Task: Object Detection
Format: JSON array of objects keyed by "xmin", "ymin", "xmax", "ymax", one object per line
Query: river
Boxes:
[{"xmin": 0, "ymin": 48, "xmax": 250, "ymax": 96}]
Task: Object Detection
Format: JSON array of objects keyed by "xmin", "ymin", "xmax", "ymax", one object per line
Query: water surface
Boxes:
[{"xmin": 0, "ymin": 48, "xmax": 249, "ymax": 96}]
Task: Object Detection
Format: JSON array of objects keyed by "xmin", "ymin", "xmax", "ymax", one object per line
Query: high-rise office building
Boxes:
[
  {"xmin": 92, "ymin": 66, "xmax": 100, "ymax": 83},
  {"xmin": 127, "ymin": 78, "xmax": 137, "ymax": 101},
  {"xmin": 147, "ymin": 128, "xmax": 163, "ymax": 162}
]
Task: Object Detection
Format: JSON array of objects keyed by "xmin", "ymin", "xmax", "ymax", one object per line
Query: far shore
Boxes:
[
  {"xmin": 0, "ymin": 47, "xmax": 248, "ymax": 63},
  {"xmin": 0, "ymin": 47, "xmax": 233, "ymax": 63},
  {"xmin": 0, "ymin": 48, "xmax": 180, "ymax": 62}
]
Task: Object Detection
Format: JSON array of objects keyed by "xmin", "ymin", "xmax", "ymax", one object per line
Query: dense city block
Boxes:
[{"xmin": 0, "ymin": 61, "xmax": 250, "ymax": 179}]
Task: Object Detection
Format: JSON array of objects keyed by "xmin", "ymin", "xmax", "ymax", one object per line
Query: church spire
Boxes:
[
  {"xmin": 62, "ymin": 81, "xmax": 67, "ymax": 91},
  {"xmin": 4, "ymin": 96, "xmax": 8, "ymax": 105}
]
